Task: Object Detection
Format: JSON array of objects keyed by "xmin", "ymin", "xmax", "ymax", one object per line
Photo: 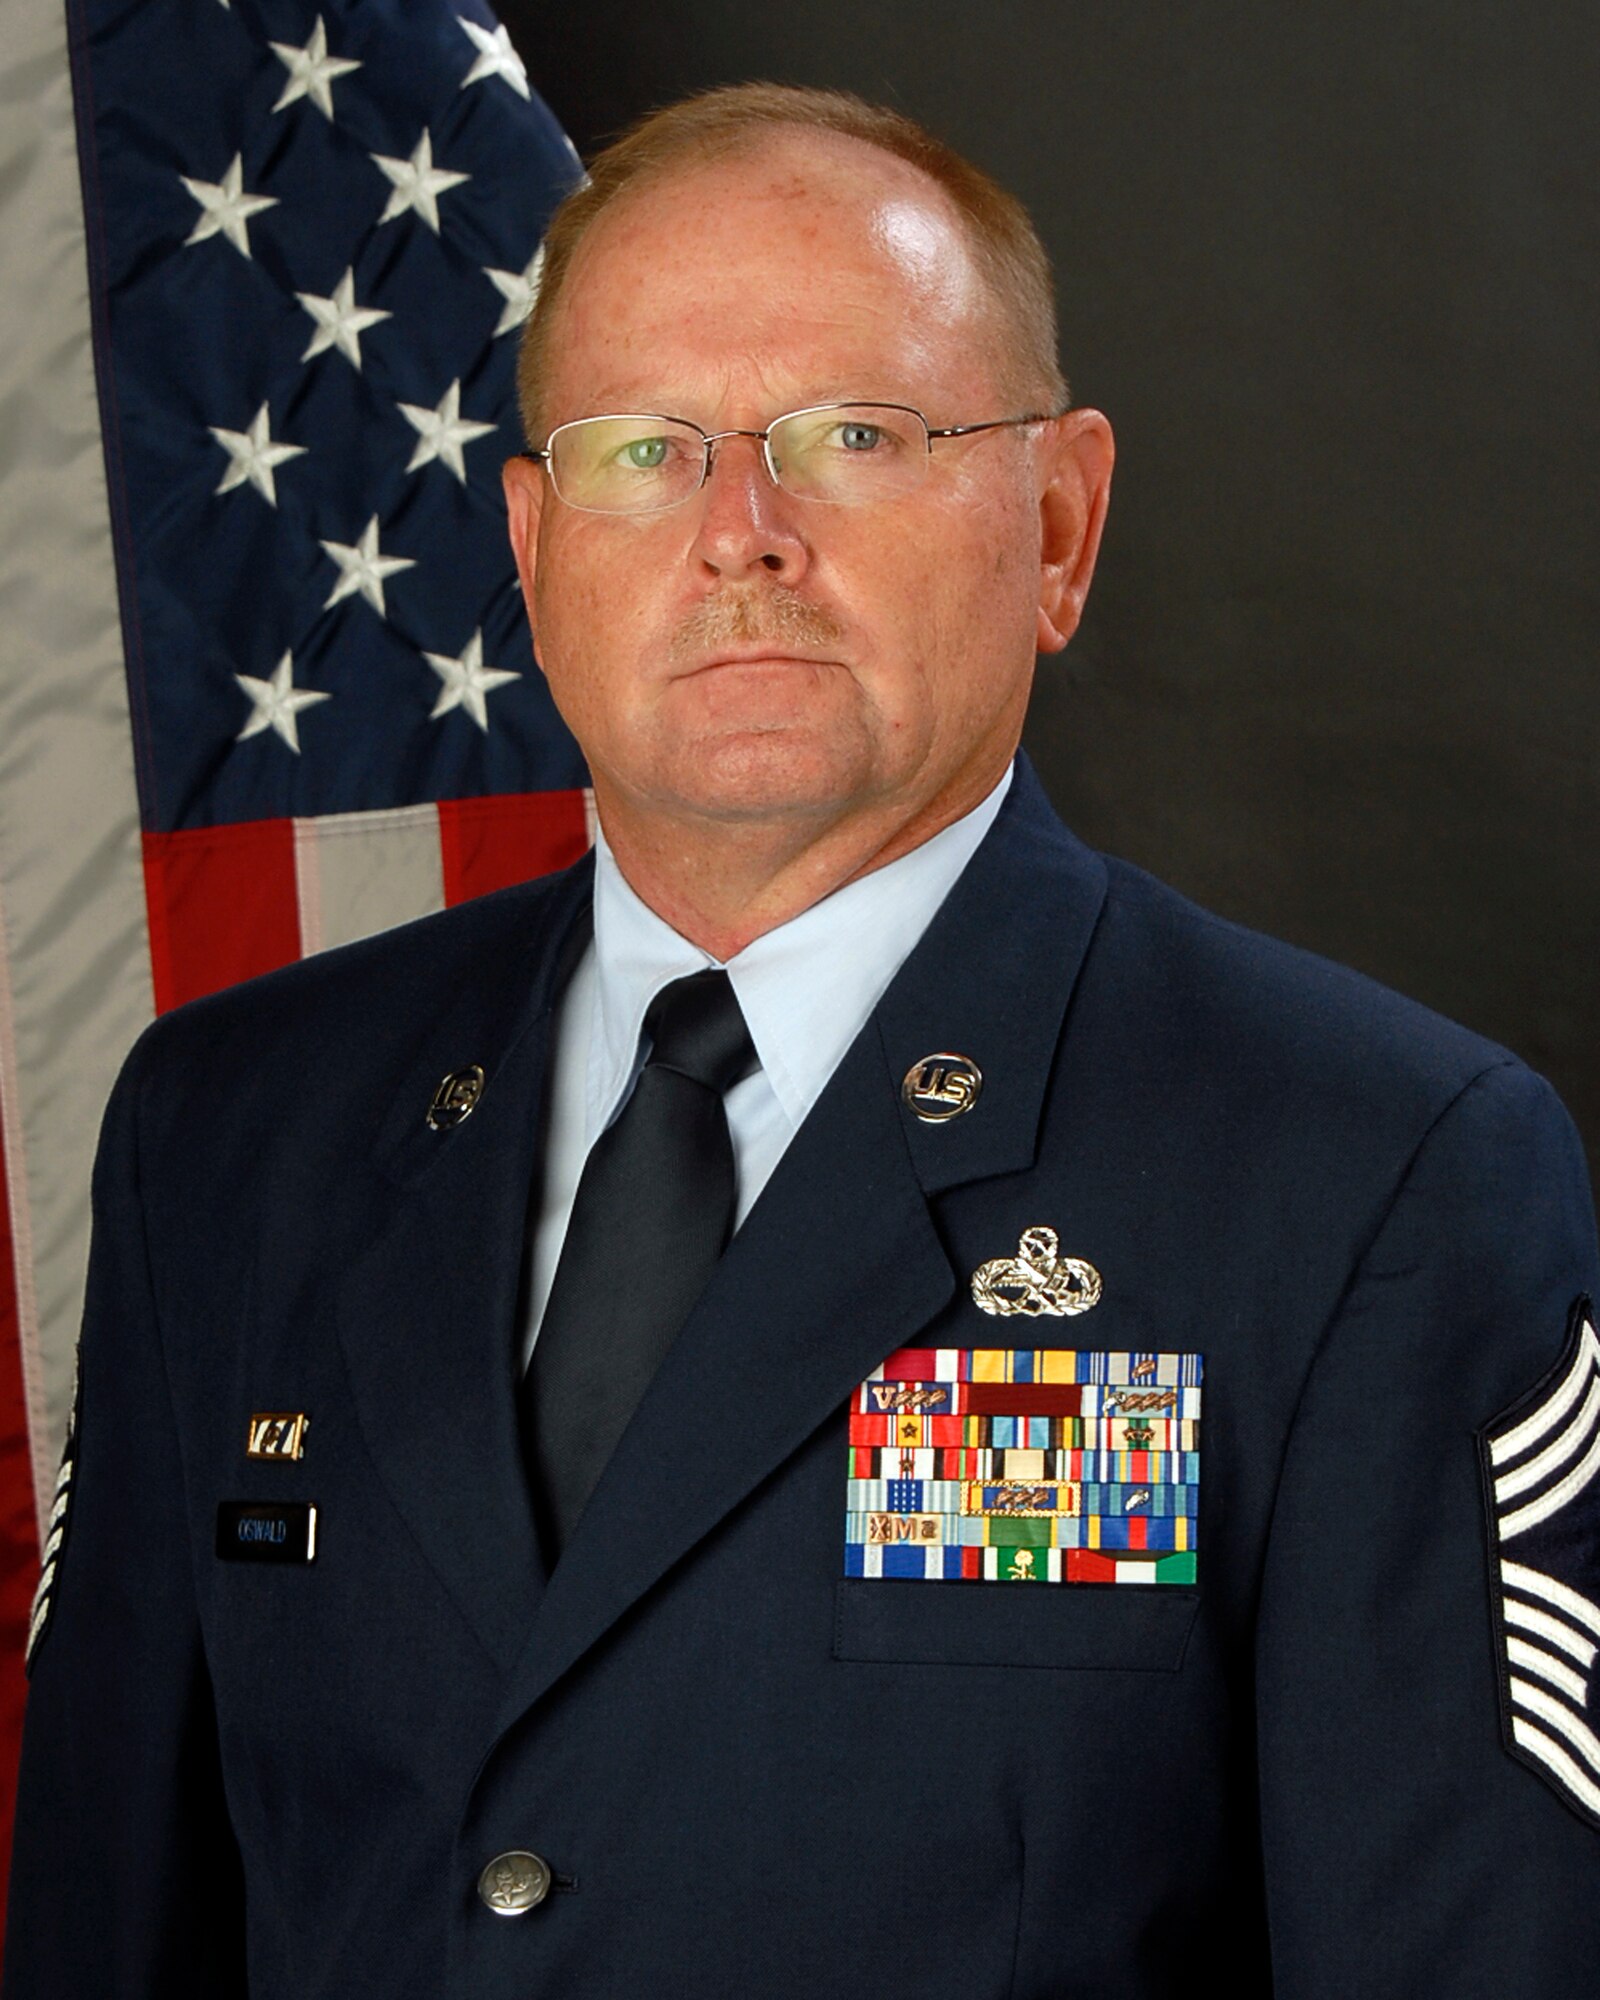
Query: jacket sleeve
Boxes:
[
  {"xmin": 1255, "ymin": 1057, "xmax": 1600, "ymax": 1994},
  {"xmin": 3, "ymin": 1036, "xmax": 247, "ymax": 1996}
]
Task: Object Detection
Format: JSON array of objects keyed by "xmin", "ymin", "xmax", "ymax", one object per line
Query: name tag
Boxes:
[{"xmin": 216, "ymin": 1500, "xmax": 318, "ymax": 1564}]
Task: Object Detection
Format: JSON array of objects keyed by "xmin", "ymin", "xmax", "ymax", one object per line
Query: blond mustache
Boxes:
[{"xmin": 669, "ymin": 589, "xmax": 844, "ymax": 662}]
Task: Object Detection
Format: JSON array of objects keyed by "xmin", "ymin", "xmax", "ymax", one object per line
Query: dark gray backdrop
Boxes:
[{"xmin": 500, "ymin": 2, "xmax": 1599, "ymax": 1179}]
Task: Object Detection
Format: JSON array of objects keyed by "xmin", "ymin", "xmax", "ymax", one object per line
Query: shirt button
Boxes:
[{"xmin": 478, "ymin": 1850, "xmax": 553, "ymax": 1915}]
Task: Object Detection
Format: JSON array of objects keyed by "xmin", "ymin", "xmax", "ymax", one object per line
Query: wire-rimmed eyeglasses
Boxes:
[{"xmin": 524, "ymin": 401, "xmax": 1062, "ymax": 515}]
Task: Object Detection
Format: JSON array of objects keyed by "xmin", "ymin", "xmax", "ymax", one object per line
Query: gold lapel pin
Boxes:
[
  {"xmin": 971, "ymin": 1226, "xmax": 1102, "ymax": 1318},
  {"xmin": 902, "ymin": 1052, "xmax": 982, "ymax": 1123},
  {"xmin": 247, "ymin": 1412, "xmax": 310, "ymax": 1461},
  {"xmin": 427, "ymin": 1064, "xmax": 485, "ymax": 1130}
]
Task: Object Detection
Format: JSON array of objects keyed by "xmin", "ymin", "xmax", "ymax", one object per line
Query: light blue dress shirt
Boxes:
[{"xmin": 520, "ymin": 762, "xmax": 1013, "ymax": 1364}]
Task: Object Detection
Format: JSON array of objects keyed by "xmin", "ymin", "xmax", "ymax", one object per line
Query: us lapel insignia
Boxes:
[
  {"xmin": 902, "ymin": 1052, "xmax": 982, "ymax": 1123},
  {"xmin": 845, "ymin": 1345, "xmax": 1203, "ymax": 1583},
  {"xmin": 971, "ymin": 1226, "xmax": 1101, "ymax": 1317},
  {"xmin": 1480, "ymin": 1298, "xmax": 1600, "ymax": 1830},
  {"xmin": 427, "ymin": 1065, "xmax": 485, "ymax": 1130}
]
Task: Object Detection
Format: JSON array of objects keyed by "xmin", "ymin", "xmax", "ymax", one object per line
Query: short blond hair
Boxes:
[{"xmin": 515, "ymin": 82, "xmax": 1068, "ymax": 441}]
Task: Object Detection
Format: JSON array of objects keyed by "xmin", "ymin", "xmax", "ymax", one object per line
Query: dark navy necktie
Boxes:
[{"xmin": 522, "ymin": 968, "xmax": 757, "ymax": 1560}]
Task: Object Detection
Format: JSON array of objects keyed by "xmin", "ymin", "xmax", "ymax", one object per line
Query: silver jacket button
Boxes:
[{"xmin": 478, "ymin": 1850, "xmax": 552, "ymax": 1916}]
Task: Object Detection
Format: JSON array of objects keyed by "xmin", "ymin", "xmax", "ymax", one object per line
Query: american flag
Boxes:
[{"xmin": 0, "ymin": 0, "xmax": 588, "ymax": 1916}]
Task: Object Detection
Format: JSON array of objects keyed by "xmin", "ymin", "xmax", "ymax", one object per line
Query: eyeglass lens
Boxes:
[{"xmin": 547, "ymin": 405, "xmax": 932, "ymax": 514}]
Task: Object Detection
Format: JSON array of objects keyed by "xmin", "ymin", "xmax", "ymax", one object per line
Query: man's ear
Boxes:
[
  {"xmin": 502, "ymin": 454, "xmax": 547, "ymax": 645},
  {"xmin": 1035, "ymin": 409, "xmax": 1114, "ymax": 655}
]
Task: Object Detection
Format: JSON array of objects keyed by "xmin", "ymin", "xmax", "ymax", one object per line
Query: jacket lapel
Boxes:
[
  {"xmin": 335, "ymin": 860, "xmax": 592, "ymax": 1674},
  {"xmin": 496, "ymin": 761, "xmax": 1109, "ymax": 1721}
]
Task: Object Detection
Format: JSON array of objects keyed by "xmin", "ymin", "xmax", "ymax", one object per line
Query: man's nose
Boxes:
[{"xmin": 688, "ymin": 434, "xmax": 811, "ymax": 582}]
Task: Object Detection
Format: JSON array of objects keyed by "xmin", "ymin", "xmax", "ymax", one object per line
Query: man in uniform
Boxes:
[{"xmin": 8, "ymin": 83, "xmax": 1600, "ymax": 1999}]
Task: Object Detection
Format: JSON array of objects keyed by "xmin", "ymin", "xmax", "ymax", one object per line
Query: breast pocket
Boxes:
[
  {"xmin": 832, "ymin": 1575, "xmax": 1200, "ymax": 1670},
  {"xmin": 840, "ymin": 1338, "xmax": 1205, "ymax": 1667}
]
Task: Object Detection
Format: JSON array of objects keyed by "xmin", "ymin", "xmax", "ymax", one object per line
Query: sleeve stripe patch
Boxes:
[
  {"xmin": 1503, "ymin": 1594, "xmax": 1598, "ymax": 1669},
  {"xmin": 1510, "ymin": 1676, "xmax": 1600, "ymax": 1783},
  {"xmin": 1502, "ymin": 1422, "xmax": 1600, "ymax": 1539},
  {"xmin": 1508, "ymin": 1636, "xmax": 1590, "ymax": 1706},
  {"xmin": 1491, "ymin": 1319, "xmax": 1600, "ymax": 1539},
  {"xmin": 24, "ymin": 1561, "xmax": 55, "ymax": 1666},
  {"xmin": 1502, "ymin": 1558, "xmax": 1600, "ymax": 1640},
  {"xmin": 1512, "ymin": 1717, "xmax": 1600, "ymax": 1821},
  {"xmin": 1495, "ymin": 1373, "xmax": 1600, "ymax": 1505},
  {"xmin": 1483, "ymin": 1303, "xmax": 1600, "ymax": 1832},
  {"xmin": 1491, "ymin": 1321, "xmax": 1600, "ymax": 1467}
]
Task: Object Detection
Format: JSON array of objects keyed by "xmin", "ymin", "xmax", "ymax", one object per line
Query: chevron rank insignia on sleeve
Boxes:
[
  {"xmin": 1481, "ymin": 1297, "xmax": 1600, "ymax": 1830},
  {"xmin": 25, "ymin": 1350, "xmax": 81, "ymax": 1676}
]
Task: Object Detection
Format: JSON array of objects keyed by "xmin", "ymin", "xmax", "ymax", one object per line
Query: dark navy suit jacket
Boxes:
[{"xmin": 8, "ymin": 760, "xmax": 1599, "ymax": 1997}]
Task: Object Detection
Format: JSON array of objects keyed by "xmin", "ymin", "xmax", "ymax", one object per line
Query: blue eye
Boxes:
[
  {"xmin": 839, "ymin": 422, "xmax": 883, "ymax": 452},
  {"xmin": 624, "ymin": 437, "xmax": 669, "ymax": 469}
]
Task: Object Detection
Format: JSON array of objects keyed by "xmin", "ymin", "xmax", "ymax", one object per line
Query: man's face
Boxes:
[{"xmin": 504, "ymin": 132, "xmax": 1110, "ymax": 844}]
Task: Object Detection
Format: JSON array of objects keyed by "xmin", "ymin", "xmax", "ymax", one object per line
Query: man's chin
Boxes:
[{"xmin": 640, "ymin": 727, "xmax": 883, "ymax": 826}]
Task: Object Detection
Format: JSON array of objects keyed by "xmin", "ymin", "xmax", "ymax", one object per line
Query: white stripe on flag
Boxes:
[
  {"xmin": 294, "ymin": 804, "xmax": 446, "ymax": 956},
  {"xmin": 1, "ymin": 0, "xmax": 156, "ymax": 1524}
]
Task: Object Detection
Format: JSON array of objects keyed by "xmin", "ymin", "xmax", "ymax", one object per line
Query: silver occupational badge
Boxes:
[{"xmin": 971, "ymin": 1226, "xmax": 1102, "ymax": 1318}]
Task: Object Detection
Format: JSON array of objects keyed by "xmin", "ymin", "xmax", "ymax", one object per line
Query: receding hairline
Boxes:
[{"xmin": 515, "ymin": 84, "xmax": 1068, "ymax": 442}]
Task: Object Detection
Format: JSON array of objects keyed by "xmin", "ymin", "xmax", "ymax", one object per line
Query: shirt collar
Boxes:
[{"xmin": 587, "ymin": 764, "xmax": 1014, "ymax": 1141}]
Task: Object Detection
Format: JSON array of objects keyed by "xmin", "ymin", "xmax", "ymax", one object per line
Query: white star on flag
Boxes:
[
  {"xmin": 180, "ymin": 154, "xmax": 278, "ymax": 259},
  {"xmin": 320, "ymin": 515, "xmax": 417, "ymax": 616},
  {"xmin": 398, "ymin": 380, "xmax": 497, "ymax": 483},
  {"xmin": 210, "ymin": 403, "xmax": 307, "ymax": 506},
  {"xmin": 371, "ymin": 129, "xmax": 470, "ymax": 234},
  {"xmin": 458, "ymin": 17, "xmax": 531, "ymax": 98},
  {"xmin": 296, "ymin": 268, "xmax": 392, "ymax": 369},
  {"xmin": 424, "ymin": 630, "xmax": 521, "ymax": 731},
  {"xmin": 270, "ymin": 16, "xmax": 361, "ymax": 120},
  {"xmin": 484, "ymin": 246, "xmax": 545, "ymax": 337},
  {"xmin": 235, "ymin": 652, "xmax": 332, "ymax": 752}
]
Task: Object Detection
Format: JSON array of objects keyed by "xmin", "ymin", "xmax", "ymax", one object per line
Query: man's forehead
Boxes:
[
  {"xmin": 584, "ymin": 125, "xmax": 974, "ymax": 262},
  {"xmin": 546, "ymin": 132, "xmax": 993, "ymax": 413}
]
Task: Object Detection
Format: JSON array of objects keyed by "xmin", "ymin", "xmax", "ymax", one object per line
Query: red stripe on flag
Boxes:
[
  {"xmin": 0, "ymin": 1105, "xmax": 38, "ymax": 1936},
  {"xmin": 438, "ymin": 790, "xmax": 589, "ymax": 906},
  {"xmin": 142, "ymin": 822, "xmax": 301, "ymax": 1014}
]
